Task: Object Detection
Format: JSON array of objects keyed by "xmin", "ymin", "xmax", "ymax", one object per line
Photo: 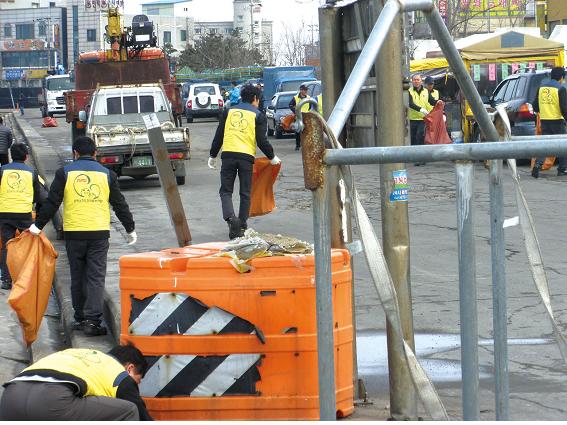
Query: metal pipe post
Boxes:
[
  {"xmin": 489, "ymin": 159, "xmax": 509, "ymax": 420},
  {"xmin": 374, "ymin": 0, "xmax": 417, "ymax": 418},
  {"xmin": 455, "ymin": 161, "xmax": 479, "ymax": 420},
  {"xmin": 312, "ymin": 171, "xmax": 337, "ymax": 421},
  {"xmin": 326, "ymin": 0, "xmax": 400, "ymax": 137},
  {"xmin": 319, "ymin": 3, "xmax": 361, "ymax": 401},
  {"xmin": 324, "ymin": 140, "xmax": 567, "ymax": 165}
]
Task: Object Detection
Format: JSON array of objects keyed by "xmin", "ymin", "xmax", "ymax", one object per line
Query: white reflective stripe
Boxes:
[
  {"xmin": 190, "ymin": 354, "xmax": 260, "ymax": 397},
  {"xmin": 128, "ymin": 293, "xmax": 187, "ymax": 336},
  {"xmin": 139, "ymin": 354, "xmax": 197, "ymax": 398},
  {"xmin": 184, "ymin": 307, "xmax": 234, "ymax": 335}
]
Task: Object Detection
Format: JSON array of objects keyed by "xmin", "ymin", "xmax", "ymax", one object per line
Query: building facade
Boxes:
[
  {"xmin": 548, "ymin": 0, "xmax": 567, "ymax": 33},
  {"xmin": 0, "ymin": 4, "xmax": 68, "ymax": 87},
  {"xmin": 193, "ymin": 0, "xmax": 273, "ymax": 63}
]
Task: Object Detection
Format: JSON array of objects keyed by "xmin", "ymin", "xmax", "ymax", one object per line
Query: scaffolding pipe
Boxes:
[{"xmin": 324, "ymin": 140, "xmax": 567, "ymax": 165}]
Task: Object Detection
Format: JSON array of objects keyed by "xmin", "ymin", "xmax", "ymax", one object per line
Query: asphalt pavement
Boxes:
[{"xmin": 8, "ymin": 107, "xmax": 567, "ymax": 420}]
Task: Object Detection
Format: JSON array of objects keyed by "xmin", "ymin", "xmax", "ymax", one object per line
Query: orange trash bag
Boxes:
[
  {"xmin": 41, "ymin": 116, "xmax": 58, "ymax": 127},
  {"xmin": 424, "ymin": 100, "xmax": 452, "ymax": 145},
  {"xmin": 531, "ymin": 114, "xmax": 555, "ymax": 171},
  {"xmin": 280, "ymin": 113, "xmax": 296, "ymax": 132},
  {"xmin": 7, "ymin": 231, "xmax": 58, "ymax": 346},
  {"xmin": 249, "ymin": 157, "xmax": 281, "ymax": 217}
]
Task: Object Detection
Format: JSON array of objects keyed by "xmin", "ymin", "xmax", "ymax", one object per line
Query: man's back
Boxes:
[{"xmin": 0, "ymin": 125, "xmax": 13, "ymax": 154}]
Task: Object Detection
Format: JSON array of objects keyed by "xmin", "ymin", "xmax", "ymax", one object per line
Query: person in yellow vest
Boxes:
[
  {"xmin": 208, "ymin": 84, "xmax": 281, "ymax": 239},
  {"xmin": 289, "ymin": 84, "xmax": 313, "ymax": 151},
  {"xmin": 0, "ymin": 344, "xmax": 152, "ymax": 420},
  {"xmin": 408, "ymin": 74, "xmax": 437, "ymax": 165},
  {"xmin": 29, "ymin": 136, "xmax": 136, "ymax": 336},
  {"xmin": 424, "ymin": 76, "xmax": 440, "ymax": 107},
  {"xmin": 532, "ymin": 67, "xmax": 567, "ymax": 178},
  {"xmin": 0, "ymin": 143, "xmax": 46, "ymax": 290}
]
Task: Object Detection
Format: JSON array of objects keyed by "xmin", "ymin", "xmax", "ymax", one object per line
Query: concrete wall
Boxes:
[{"xmin": 548, "ymin": 0, "xmax": 567, "ymax": 22}]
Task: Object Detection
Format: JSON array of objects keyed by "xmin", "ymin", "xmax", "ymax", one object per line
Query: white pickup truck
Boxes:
[{"xmin": 82, "ymin": 84, "xmax": 190, "ymax": 185}]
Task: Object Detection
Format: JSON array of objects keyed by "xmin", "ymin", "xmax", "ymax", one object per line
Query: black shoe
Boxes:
[
  {"xmin": 558, "ymin": 168, "xmax": 567, "ymax": 176},
  {"xmin": 71, "ymin": 320, "xmax": 85, "ymax": 331},
  {"xmin": 1, "ymin": 281, "xmax": 11, "ymax": 290},
  {"xmin": 295, "ymin": 146, "xmax": 300, "ymax": 151},
  {"xmin": 531, "ymin": 166, "xmax": 540, "ymax": 179},
  {"xmin": 83, "ymin": 320, "xmax": 108, "ymax": 337},
  {"xmin": 227, "ymin": 216, "xmax": 241, "ymax": 240},
  {"xmin": 238, "ymin": 222, "xmax": 247, "ymax": 238}
]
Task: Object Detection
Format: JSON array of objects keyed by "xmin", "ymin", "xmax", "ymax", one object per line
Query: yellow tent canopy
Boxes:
[{"xmin": 411, "ymin": 30, "xmax": 565, "ymax": 73}]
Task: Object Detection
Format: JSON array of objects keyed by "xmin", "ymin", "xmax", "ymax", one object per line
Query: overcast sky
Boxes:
[{"xmin": 125, "ymin": 0, "xmax": 321, "ymax": 42}]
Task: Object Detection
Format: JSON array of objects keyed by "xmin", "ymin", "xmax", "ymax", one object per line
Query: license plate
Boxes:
[{"xmin": 132, "ymin": 156, "xmax": 153, "ymax": 167}]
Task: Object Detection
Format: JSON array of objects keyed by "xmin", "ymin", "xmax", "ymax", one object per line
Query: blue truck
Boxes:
[{"xmin": 262, "ymin": 66, "xmax": 317, "ymax": 110}]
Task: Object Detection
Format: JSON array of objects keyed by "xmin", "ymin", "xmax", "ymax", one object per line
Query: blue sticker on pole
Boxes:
[{"xmin": 390, "ymin": 170, "xmax": 408, "ymax": 202}]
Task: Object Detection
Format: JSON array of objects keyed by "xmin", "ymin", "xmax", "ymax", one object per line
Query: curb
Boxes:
[{"xmin": 11, "ymin": 113, "xmax": 115, "ymax": 351}]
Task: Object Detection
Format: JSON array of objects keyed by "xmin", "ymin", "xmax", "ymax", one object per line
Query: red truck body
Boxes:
[{"xmin": 65, "ymin": 56, "xmax": 183, "ymax": 123}]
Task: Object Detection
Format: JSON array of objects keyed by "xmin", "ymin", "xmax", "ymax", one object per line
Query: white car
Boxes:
[{"xmin": 185, "ymin": 83, "xmax": 224, "ymax": 123}]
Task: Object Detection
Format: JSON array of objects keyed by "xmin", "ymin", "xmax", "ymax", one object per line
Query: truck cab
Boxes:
[
  {"xmin": 41, "ymin": 74, "xmax": 73, "ymax": 117},
  {"xmin": 84, "ymin": 84, "xmax": 190, "ymax": 184}
]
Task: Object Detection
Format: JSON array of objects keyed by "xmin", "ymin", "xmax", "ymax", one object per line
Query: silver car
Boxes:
[{"xmin": 266, "ymin": 91, "xmax": 296, "ymax": 139}]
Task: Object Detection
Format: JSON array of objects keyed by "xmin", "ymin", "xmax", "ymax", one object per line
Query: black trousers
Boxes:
[
  {"xmin": 65, "ymin": 238, "xmax": 109, "ymax": 324},
  {"xmin": 0, "ymin": 154, "xmax": 8, "ymax": 166},
  {"xmin": 0, "ymin": 381, "xmax": 138, "ymax": 421},
  {"xmin": 295, "ymin": 131, "xmax": 301, "ymax": 148},
  {"xmin": 1, "ymin": 219, "xmax": 31, "ymax": 284},
  {"xmin": 219, "ymin": 157, "xmax": 253, "ymax": 225},
  {"xmin": 410, "ymin": 120, "xmax": 425, "ymax": 146},
  {"xmin": 536, "ymin": 120, "xmax": 567, "ymax": 169}
]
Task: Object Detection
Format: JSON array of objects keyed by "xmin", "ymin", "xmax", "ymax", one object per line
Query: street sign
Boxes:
[{"xmin": 5, "ymin": 69, "xmax": 23, "ymax": 80}]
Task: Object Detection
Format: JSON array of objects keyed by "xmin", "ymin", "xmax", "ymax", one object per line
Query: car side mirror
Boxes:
[{"xmin": 78, "ymin": 110, "xmax": 87, "ymax": 122}]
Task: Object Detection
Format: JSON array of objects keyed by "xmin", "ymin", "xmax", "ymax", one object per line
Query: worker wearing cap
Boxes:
[
  {"xmin": 209, "ymin": 84, "xmax": 281, "ymax": 240},
  {"xmin": 289, "ymin": 84, "xmax": 312, "ymax": 151},
  {"xmin": 408, "ymin": 74, "xmax": 437, "ymax": 166},
  {"xmin": 532, "ymin": 67, "xmax": 567, "ymax": 178},
  {"xmin": 0, "ymin": 344, "xmax": 152, "ymax": 420},
  {"xmin": 0, "ymin": 143, "xmax": 46, "ymax": 290},
  {"xmin": 29, "ymin": 136, "xmax": 137, "ymax": 337},
  {"xmin": 424, "ymin": 76, "xmax": 439, "ymax": 111}
]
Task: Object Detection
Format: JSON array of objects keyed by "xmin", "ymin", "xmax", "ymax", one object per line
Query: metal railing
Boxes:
[{"xmin": 303, "ymin": 0, "xmax": 567, "ymax": 421}]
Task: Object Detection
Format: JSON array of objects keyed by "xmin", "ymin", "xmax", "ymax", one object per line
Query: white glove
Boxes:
[
  {"xmin": 420, "ymin": 108, "xmax": 428, "ymax": 115},
  {"xmin": 207, "ymin": 157, "xmax": 217, "ymax": 169},
  {"xmin": 127, "ymin": 231, "xmax": 137, "ymax": 245},
  {"xmin": 270, "ymin": 156, "xmax": 281, "ymax": 165},
  {"xmin": 29, "ymin": 224, "xmax": 41, "ymax": 236}
]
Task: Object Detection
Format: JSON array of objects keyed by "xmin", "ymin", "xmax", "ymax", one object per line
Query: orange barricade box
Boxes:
[{"xmin": 119, "ymin": 243, "xmax": 354, "ymax": 420}]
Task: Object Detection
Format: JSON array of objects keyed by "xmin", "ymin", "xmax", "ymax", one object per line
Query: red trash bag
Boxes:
[
  {"xmin": 424, "ymin": 100, "xmax": 452, "ymax": 145},
  {"xmin": 249, "ymin": 157, "xmax": 281, "ymax": 217},
  {"xmin": 7, "ymin": 231, "xmax": 58, "ymax": 346},
  {"xmin": 42, "ymin": 116, "xmax": 58, "ymax": 127}
]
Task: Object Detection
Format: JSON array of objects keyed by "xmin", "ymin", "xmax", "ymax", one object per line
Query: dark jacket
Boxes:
[
  {"xmin": 0, "ymin": 125, "xmax": 13, "ymax": 154},
  {"xmin": 35, "ymin": 156, "xmax": 134, "ymax": 239},
  {"xmin": 210, "ymin": 103, "xmax": 275, "ymax": 163}
]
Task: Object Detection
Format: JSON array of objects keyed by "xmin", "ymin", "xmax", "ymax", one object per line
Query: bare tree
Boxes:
[{"xmin": 275, "ymin": 21, "xmax": 310, "ymax": 66}]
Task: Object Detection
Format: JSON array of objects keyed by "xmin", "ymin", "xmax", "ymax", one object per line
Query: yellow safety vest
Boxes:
[
  {"xmin": 408, "ymin": 87, "xmax": 430, "ymax": 121},
  {"xmin": 294, "ymin": 95, "xmax": 311, "ymax": 113},
  {"xmin": 317, "ymin": 94, "xmax": 323, "ymax": 115},
  {"xmin": 223, "ymin": 107, "xmax": 258, "ymax": 157},
  {"xmin": 22, "ymin": 349, "xmax": 128, "ymax": 398},
  {"xmin": 538, "ymin": 81, "xmax": 564, "ymax": 120},
  {"xmin": 0, "ymin": 163, "xmax": 34, "ymax": 214},
  {"xmin": 425, "ymin": 89, "xmax": 439, "ymax": 112},
  {"xmin": 63, "ymin": 162, "xmax": 110, "ymax": 232}
]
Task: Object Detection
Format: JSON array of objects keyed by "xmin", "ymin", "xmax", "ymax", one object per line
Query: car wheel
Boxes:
[
  {"xmin": 176, "ymin": 175, "xmax": 186, "ymax": 185},
  {"xmin": 275, "ymin": 125, "xmax": 283, "ymax": 139}
]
